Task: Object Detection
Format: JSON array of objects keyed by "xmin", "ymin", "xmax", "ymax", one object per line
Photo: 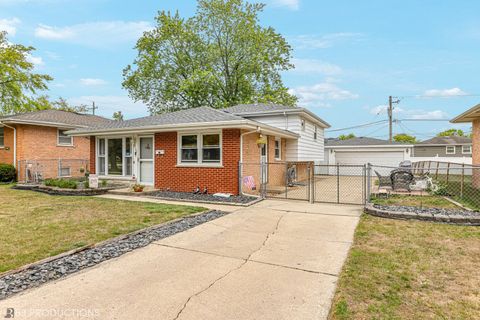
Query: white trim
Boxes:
[
  {"xmin": 138, "ymin": 135, "xmax": 154, "ymax": 185},
  {"xmin": 325, "ymin": 145, "xmax": 413, "ymax": 149},
  {"xmin": 57, "ymin": 129, "xmax": 74, "ymax": 146},
  {"xmin": 446, "ymin": 146, "xmax": 456, "ymax": 155},
  {"xmin": 96, "ymin": 136, "xmax": 134, "ymax": 178},
  {"xmin": 177, "ymin": 130, "xmax": 223, "ymax": 167},
  {"xmin": 1, "ymin": 119, "xmax": 85, "ymax": 128},
  {"xmin": 232, "ymin": 108, "xmax": 331, "ymax": 128},
  {"xmin": 462, "ymin": 145, "xmax": 472, "ymax": 154},
  {"xmin": 274, "ymin": 137, "xmax": 281, "ymax": 160}
]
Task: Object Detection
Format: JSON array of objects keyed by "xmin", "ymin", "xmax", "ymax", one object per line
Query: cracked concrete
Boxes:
[{"xmin": 0, "ymin": 199, "xmax": 361, "ymax": 320}]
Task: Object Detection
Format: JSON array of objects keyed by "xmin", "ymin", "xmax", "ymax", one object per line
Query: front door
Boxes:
[
  {"xmin": 138, "ymin": 137, "xmax": 154, "ymax": 185},
  {"xmin": 260, "ymin": 142, "xmax": 268, "ymax": 184}
]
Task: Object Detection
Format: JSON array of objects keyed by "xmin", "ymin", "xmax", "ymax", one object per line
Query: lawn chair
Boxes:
[
  {"xmin": 375, "ymin": 170, "xmax": 392, "ymax": 190},
  {"xmin": 391, "ymin": 170, "xmax": 414, "ymax": 191}
]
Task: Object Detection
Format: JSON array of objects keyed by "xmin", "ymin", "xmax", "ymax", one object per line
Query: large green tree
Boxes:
[
  {"xmin": 123, "ymin": 0, "xmax": 297, "ymax": 114},
  {"xmin": 0, "ymin": 32, "xmax": 53, "ymax": 115},
  {"xmin": 437, "ymin": 129, "xmax": 465, "ymax": 137},
  {"xmin": 394, "ymin": 133, "xmax": 417, "ymax": 144}
]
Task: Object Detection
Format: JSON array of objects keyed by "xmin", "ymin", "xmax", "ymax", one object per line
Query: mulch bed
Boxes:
[
  {"xmin": 147, "ymin": 190, "xmax": 259, "ymax": 205},
  {"xmin": 0, "ymin": 210, "xmax": 228, "ymax": 300},
  {"xmin": 365, "ymin": 203, "xmax": 480, "ymax": 225}
]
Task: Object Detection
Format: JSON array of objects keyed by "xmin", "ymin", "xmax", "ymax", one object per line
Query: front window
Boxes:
[
  {"xmin": 58, "ymin": 129, "xmax": 73, "ymax": 146},
  {"xmin": 446, "ymin": 146, "xmax": 456, "ymax": 155},
  {"xmin": 0, "ymin": 127, "xmax": 4, "ymax": 147},
  {"xmin": 179, "ymin": 133, "xmax": 221, "ymax": 165},
  {"xmin": 462, "ymin": 145, "xmax": 472, "ymax": 154},
  {"xmin": 274, "ymin": 138, "xmax": 281, "ymax": 160},
  {"xmin": 314, "ymin": 126, "xmax": 318, "ymax": 140},
  {"xmin": 97, "ymin": 137, "xmax": 133, "ymax": 176}
]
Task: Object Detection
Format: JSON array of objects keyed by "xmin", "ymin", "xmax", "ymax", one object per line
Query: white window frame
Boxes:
[
  {"xmin": 59, "ymin": 167, "xmax": 71, "ymax": 177},
  {"xmin": 446, "ymin": 146, "xmax": 456, "ymax": 155},
  {"xmin": 177, "ymin": 131, "xmax": 222, "ymax": 167},
  {"xmin": 274, "ymin": 137, "xmax": 281, "ymax": 160},
  {"xmin": 462, "ymin": 145, "xmax": 472, "ymax": 155},
  {"xmin": 96, "ymin": 136, "xmax": 134, "ymax": 177},
  {"xmin": 0, "ymin": 126, "xmax": 4, "ymax": 148},
  {"xmin": 300, "ymin": 119, "xmax": 306, "ymax": 131},
  {"xmin": 314, "ymin": 125, "xmax": 318, "ymax": 140},
  {"xmin": 57, "ymin": 129, "xmax": 73, "ymax": 146}
]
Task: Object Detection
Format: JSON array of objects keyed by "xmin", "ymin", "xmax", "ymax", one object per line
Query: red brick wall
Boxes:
[
  {"xmin": 154, "ymin": 129, "xmax": 240, "ymax": 194},
  {"xmin": 90, "ymin": 137, "xmax": 96, "ymax": 174},
  {"xmin": 0, "ymin": 126, "xmax": 15, "ymax": 164}
]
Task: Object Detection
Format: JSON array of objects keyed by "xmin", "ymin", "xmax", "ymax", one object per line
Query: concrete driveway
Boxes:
[{"xmin": 0, "ymin": 199, "xmax": 361, "ymax": 320}]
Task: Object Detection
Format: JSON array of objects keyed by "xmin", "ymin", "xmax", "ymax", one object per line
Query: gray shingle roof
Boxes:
[
  {"xmin": 224, "ymin": 103, "xmax": 299, "ymax": 114},
  {"xmin": 417, "ymin": 136, "xmax": 472, "ymax": 145},
  {"xmin": 0, "ymin": 110, "xmax": 112, "ymax": 128},
  {"xmin": 70, "ymin": 106, "xmax": 246, "ymax": 133},
  {"xmin": 325, "ymin": 137, "xmax": 408, "ymax": 147}
]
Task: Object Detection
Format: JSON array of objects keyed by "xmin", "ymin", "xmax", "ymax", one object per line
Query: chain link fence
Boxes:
[
  {"xmin": 369, "ymin": 161, "xmax": 480, "ymax": 210},
  {"xmin": 239, "ymin": 162, "xmax": 366, "ymax": 204},
  {"xmin": 17, "ymin": 159, "xmax": 89, "ymax": 183}
]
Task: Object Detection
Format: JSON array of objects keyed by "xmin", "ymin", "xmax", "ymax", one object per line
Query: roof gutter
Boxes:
[
  {"xmin": 325, "ymin": 144, "xmax": 414, "ymax": 149},
  {"xmin": 1, "ymin": 119, "xmax": 85, "ymax": 129},
  {"xmin": 1, "ymin": 122, "xmax": 16, "ymax": 168}
]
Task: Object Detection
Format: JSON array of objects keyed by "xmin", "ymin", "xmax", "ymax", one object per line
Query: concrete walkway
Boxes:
[{"xmin": 0, "ymin": 199, "xmax": 362, "ymax": 320}]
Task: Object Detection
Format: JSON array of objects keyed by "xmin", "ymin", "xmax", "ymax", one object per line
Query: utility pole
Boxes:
[
  {"xmin": 91, "ymin": 101, "xmax": 98, "ymax": 115},
  {"xmin": 388, "ymin": 96, "xmax": 400, "ymax": 142}
]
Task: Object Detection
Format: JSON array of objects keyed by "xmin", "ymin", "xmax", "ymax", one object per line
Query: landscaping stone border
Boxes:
[
  {"xmin": 13, "ymin": 184, "xmax": 116, "ymax": 196},
  {"xmin": 0, "ymin": 210, "xmax": 228, "ymax": 300},
  {"xmin": 365, "ymin": 203, "xmax": 480, "ymax": 225}
]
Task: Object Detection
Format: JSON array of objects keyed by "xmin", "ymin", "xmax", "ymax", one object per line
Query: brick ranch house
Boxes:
[
  {"xmin": 451, "ymin": 103, "xmax": 480, "ymax": 187},
  {"xmin": 68, "ymin": 104, "xmax": 330, "ymax": 195},
  {"xmin": 0, "ymin": 110, "xmax": 112, "ymax": 181}
]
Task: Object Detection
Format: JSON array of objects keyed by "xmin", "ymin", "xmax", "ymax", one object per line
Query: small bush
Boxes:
[
  {"xmin": 44, "ymin": 178, "xmax": 78, "ymax": 189},
  {"xmin": 432, "ymin": 182, "xmax": 450, "ymax": 196},
  {"xmin": 0, "ymin": 164, "xmax": 16, "ymax": 182},
  {"xmin": 101, "ymin": 180, "xmax": 107, "ymax": 187}
]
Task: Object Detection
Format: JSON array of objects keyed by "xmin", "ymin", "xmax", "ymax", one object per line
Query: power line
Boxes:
[{"xmin": 326, "ymin": 120, "xmax": 388, "ymax": 132}]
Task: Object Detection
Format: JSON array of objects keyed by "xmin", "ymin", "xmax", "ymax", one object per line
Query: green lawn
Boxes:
[
  {"xmin": 329, "ymin": 214, "xmax": 480, "ymax": 319},
  {"xmin": 370, "ymin": 195, "xmax": 460, "ymax": 209},
  {"xmin": 0, "ymin": 185, "xmax": 205, "ymax": 273}
]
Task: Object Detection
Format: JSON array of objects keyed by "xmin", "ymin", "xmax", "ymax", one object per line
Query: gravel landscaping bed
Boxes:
[
  {"xmin": 0, "ymin": 210, "xmax": 228, "ymax": 300},
  {"xmin": 366, "ymin": 203, "xmax": 480, "ymax": 225},
  {"xmin": 147, "ymin": 190, "xmax": 258, "ymax": 205}
]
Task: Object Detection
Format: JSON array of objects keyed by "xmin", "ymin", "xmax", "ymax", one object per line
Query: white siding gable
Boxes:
[{"xmin": 244, "ymin": 114, "xmax": 325, "ymax": 161}]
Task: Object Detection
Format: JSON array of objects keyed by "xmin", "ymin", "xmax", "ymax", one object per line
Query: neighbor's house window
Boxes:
[
  {"xmin": 57, "ymin": 129, "xmax": 73, "ymax": 146},
  {"xmin": 59, "ymin": 167, "xmax": 71, "ymax": 177},
  {"xmin": 274, "ymin": 138, "xmax": 281, "ymax": 160},
  {"xmin": 300, "ymin": 119, "xmax": 306, "ymax": 131},
  {"xmin": 314, "ymin": 125, "xmax": 318, "ymax": 140},
  {"xmin": 97, "ymin": 137, "xmax": 133, "ymax": 176},
  {"xmin": 462, "ymin": 145, "xmax": 472, "ymax": 154},
  {"xmin": 446, "ymin": 146, "xmax": 456, "ymax": 155},
  {"xmin": 0, "ymin": 127, "xmax": 4, "ymax": 147},
  {"xmin": 179, "ymin": 132, "xmax": 221, "ymax": 165}
]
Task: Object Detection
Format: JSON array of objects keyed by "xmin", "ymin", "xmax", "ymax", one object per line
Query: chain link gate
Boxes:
[{"xmin": 239, "ymin": 162, "xmax": 367, "ymax": 205}]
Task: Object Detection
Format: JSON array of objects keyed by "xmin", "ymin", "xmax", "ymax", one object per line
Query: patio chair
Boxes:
[
  {"xmin": 375, "ymin": 170, "xmax": 392, "ymax": 190},
  {"xmin": 391, "ymin": 170, "xmax": 414, "ymax": 191}
]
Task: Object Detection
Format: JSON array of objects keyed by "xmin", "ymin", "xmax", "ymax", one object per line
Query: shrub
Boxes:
[
  {"xmin": 101, "ymin": 180, "xmax": 108, "ymax": 187},
  {"xmin": 0, "ymin": 164, "xmax": 16, "ymax": 182},
  {"xmin": 44, "ymin": 178, "xmax": 78, "ymax": 189}
]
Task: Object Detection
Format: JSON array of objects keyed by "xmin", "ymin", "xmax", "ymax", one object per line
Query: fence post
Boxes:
[
  {"xmin": 58, "ymin": 158, "xmax": 62, "ymax": 178},
  {"xmin": 238, "ymin": 162, "xmax": 242, "ymax": 196},
  {"xmin": 461, "ymin": 163, "xmax": 465, "ymax": 198},
  {"xmin": 336, "ymin": 163, "xmax": 340, "ymax": 204},
  {"xmin": 446, "ymin": 162, "xmax": 450, "ymax": 184},
  {"xmin": 367, "ymin": 163, "xmax": 372, "ymax": 202},
  {"xmin": 308, "ymin": 163, "xmax": 313, "ymax": 203},
  {"xmin": 284, "ymin": 162, "xmax": 288, "ymax": 199},
  {"xmin": 435, "ymin": 162, "xmax": 439, "ymax": 180}
]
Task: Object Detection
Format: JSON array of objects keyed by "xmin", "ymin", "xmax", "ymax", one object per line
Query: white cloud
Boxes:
[
  {"xmin": 423, "ymin": 87, "xmax": 467, "ymax": 97},
  {"xmin": 67, "ymin": 95, "xmax": 148, "ymax": 119},
  {"xmin": 80, "ymin": 78, "xmax": 107, "ymax": 86},
  {"xmin": 289, "ymin": 81, "xmax": 358, "ymax": 108},
  {"xmin": 291, "ymin": 32, "xmax": 364, "ymax": 49},
  {"xmin": 34, "ymin": 20, "xmax": 153, "ymax": 47},
  {"xmin": 409, "ymin": 110, "xmax": 449, "ymax": 120},
  {"xmin": 26, "ymin": 55, "xmax": 44, "ymax": 66},
  {"xmin": 0, "ymin": 17, "xmax": 20, "ymax": 35},
  {"xmin": 270, "ymin": 0, "xmax": 299, "ymax": 10},
  {"xmin": 291, "ymin": 58, "xmax": 342, "ymax": 75}
]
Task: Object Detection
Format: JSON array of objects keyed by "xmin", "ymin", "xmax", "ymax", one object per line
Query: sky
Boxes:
[{"xmin": 1, "ymin": 0, "xmax": 479, "ymax": 140}]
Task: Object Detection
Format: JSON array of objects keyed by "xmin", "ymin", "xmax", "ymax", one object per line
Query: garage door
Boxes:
[{"xmin": 335, "ymin": 151, "xmax": 405, "ymax": 175}]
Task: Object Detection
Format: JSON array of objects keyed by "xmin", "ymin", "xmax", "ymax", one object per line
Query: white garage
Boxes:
[{"xmin": 324, "ymin": 137, "xmax": 413, "ymax": 175}]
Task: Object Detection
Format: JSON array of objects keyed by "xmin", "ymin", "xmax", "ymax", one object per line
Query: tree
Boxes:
[
  {"xmin": 437, "ymin": 129, "xmax": 465, "ymax": 137},
  {"xmin": 0, "ymin": 32, "xmax": 53, "ymax": 115},
  {"xmin": 50, "ymin": 97, "xmax": 89, "ymax": 113},
  {"xmin": 113, "ymin": 111, "xmax": 124, "ymax": 121},
  {"xmin": 338, "ymin": 133, "xmax": 356, "ymax": 140},
  {"xmin": 123, "ymin": 0, "xmax": 296, "ymax": 114},
  {"xmin": 394, "ymin": 133, "xmax": 417, "ymax": 144}
]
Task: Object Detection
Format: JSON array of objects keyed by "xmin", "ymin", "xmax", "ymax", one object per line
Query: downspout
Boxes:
[{"xmin": 1, "ymin": 123, "xmax": 16, "ymax": 167}]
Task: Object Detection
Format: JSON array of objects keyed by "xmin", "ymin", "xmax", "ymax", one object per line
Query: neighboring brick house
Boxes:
[
  {"xmin": 451, "ymin": 104, "xmax": 480, "ymax": 187},
  {"xmin": 68, "ymin": 104, "xmax": 330, "ymax": 195},
  {"xmin": 413, "ymin": 136, "xmax": 472, "ymax": 158},
  {"xmin": 0, "ymin": 110, "xmax": 112, "ymax": 181}
]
